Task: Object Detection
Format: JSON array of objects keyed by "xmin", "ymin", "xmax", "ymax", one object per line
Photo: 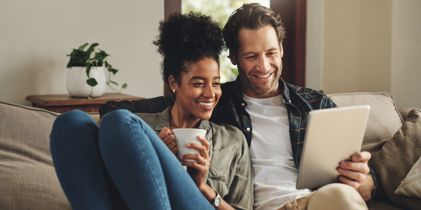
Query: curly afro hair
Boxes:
[{"xmin": 153, "ymin": 12, "xmax": 224, "ymax": 82}]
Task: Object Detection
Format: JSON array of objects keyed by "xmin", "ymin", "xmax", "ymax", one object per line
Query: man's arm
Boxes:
[
  {"xmin": 99, "ymin": 95, "xmax": 174, "ymax": 118},
  {"xmin": 337, "ymin": 151, "xmax": 374, "ymax": 201}
]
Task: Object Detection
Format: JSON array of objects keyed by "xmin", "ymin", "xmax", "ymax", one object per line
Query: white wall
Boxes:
[
  {"xmin": 391, "ymin": 0, "xmax": 421, "ymax": 108},
  {"xmin": 323, "ymin": 0, "xmax": 391, "ymax": 94},
  {"xmin": 0, "ymin": 0, "xmax": 164, "ymax": 105},
  {"xmin": 306, "ymin": 0, "xmax": 421, "ymax": 108}
]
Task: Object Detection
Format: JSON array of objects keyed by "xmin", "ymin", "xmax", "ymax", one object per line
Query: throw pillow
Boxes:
[
  {"xmin": 0, "ymin": 101, "xmax": 70, "ymax": 210},
  {"xmin": 395, "ymin": 155, "xmax": 421, "ymax": 198},
  {"xmin": 370, "ymin": 108, "xmax": 421, "ymax": 210},
  {"xmin": 328, "ymin": 92, "xmax": 403, "ymax": 152}
]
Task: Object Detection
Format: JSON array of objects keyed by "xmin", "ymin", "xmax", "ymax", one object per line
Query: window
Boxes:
[
  {"xmin": 164, "ymin": 0, "xmax": 306, "ymax": 94},
  {"xmin": 183, "ymin": 0, "xmax": 270, "ymax": 83}
]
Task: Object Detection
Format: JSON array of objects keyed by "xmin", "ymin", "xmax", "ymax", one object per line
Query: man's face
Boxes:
[{"xmin": 233, "ymin": 25, "xmax": 283, "ymax": 98}]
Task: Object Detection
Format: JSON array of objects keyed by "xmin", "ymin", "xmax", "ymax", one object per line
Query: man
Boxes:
[
  {"xmin": 212, "ymin": 3, "xmax": 374, "ymax": 210},
  {"xmin": 100, "ymin": 3, "xmax": 375, "ymax": 210}
]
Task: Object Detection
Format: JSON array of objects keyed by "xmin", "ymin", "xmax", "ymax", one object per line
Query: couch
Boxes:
[{"xmin": 0, "ymin": 92, "xmax": 420, "ymax": 210}]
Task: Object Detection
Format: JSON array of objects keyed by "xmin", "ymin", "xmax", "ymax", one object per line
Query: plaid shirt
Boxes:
[{"xmin": 211, "ymin": 79, "xmax": 337, "ymax": 168}]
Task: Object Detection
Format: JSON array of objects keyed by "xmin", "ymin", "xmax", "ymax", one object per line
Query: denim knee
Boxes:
[
  {"xmin": 100, "ymin": 109, "xmax": 148, "ymax": 132},
  {"xmin": 50, "ymin": 110, "xmax": 97, "ymax": 150}
]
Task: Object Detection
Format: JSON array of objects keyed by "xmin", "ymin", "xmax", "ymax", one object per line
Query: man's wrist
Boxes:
[{"xmin": 368, "ymin": 167, "xmax": 377, "ymax": 200}]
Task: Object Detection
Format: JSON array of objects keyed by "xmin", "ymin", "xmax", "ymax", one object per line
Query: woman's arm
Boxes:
[{"xmin": 182, "ymin": 137, "xmax": 238, "ymax": 210}]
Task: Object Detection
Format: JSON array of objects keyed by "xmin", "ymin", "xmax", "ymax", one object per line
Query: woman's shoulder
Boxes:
[
  {"xmin": 135, "ymin": 112, "xmax": 160, "ymax": 126},
  {"xmin": 209, "ymin": 122, "xmax": 247, "ymax": 147}
]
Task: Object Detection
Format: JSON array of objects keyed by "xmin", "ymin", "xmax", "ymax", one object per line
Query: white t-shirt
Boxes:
[{"xmin": 243, "ymin": 94, "xmax": 311, "ymax": 210}]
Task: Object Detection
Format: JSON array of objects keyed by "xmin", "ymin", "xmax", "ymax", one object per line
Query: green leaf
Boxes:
[
  {"xmin": 86, "ymin": 78, "xmax": 98, "ymax": 86},
  {"xmin": 109, "ymin": 68, "xmax": 118, "ymax": 75},
  {"xmin": 86, "ymin": 43, "xmax": 99, "ymax": 56},
  {"xmin": 78, "ymin": 43, "xmax": 89, "ymax": 50},
  {"xmin": 109, "ymin": 80, "xmax": 118, "ymax": 86},
  {"xmin": 86, "ymin": 66, "xmax": 91, "ymax": 77}
]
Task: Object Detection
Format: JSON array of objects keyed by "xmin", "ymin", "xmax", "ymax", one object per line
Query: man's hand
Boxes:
[{"xmin": 337, "ymin": 151, "xmax": 374, "ymax": 201}]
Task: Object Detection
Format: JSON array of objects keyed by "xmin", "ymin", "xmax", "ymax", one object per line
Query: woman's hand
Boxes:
[
  {"xmin": 181, "ymin": 136, "xmax": 210, "ymax": 189},
  {"xmin": 158, "ymin": 127, "xmax": 178, "ymax": 154}
]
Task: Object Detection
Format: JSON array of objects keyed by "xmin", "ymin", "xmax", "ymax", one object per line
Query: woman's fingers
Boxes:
[{"xmin": 158, "ymin": 127, "xmax": 178, "ymax": 154}]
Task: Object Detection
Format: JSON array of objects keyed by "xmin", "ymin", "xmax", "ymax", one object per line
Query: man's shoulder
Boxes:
[
  {"xmin": 221, "ymin": 80, "xmax": 240, "ymax": 95},
  {"xmin": 287, "ymin": 83, "xmax": 327, "ymax": 100},
  {"xmin": 286, "ymin": 82, "xmax": 336, "ymax": 109},
  {"xmin": 99, "ymin": 95, "xmax": 174, "ymax": 118}
]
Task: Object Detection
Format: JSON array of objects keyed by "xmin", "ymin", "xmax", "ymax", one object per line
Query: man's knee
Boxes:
[{"xmin": 308, "ymin": 183, "xmax": 367, "ymax": 210}]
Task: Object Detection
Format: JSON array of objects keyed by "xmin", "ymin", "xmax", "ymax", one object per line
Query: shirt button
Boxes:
[
  {"xmin": 241, "ymin": 103, "xmax": 246, "ymax": 107},
  {"xmin": 246, "ymin": 127, "xmax": 251, "ymax": 132}
]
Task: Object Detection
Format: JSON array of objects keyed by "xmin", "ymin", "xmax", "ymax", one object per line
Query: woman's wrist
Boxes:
[{"xmin": 199, "ymin": 184, "xmax": 217, "ymax": 201}]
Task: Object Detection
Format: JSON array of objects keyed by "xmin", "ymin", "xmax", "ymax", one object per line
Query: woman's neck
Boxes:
[{"xmin": 170, "ymin": 104, "xmax": 201, "ymax": 128}]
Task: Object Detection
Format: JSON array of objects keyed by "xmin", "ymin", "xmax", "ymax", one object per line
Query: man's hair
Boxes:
[
  {"xmin": 153, "ymin": 12, "xmax": 224, "ymax": 82},
  {"xmin": 222, "ymin": 3, "xmax": 285, "ymax": 54}
]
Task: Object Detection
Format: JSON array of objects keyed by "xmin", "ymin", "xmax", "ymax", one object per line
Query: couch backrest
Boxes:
[
  {"xmin": 328, "ymin": 92, "xmax": 403, "ymax": 152},
  {"xmin": 0, "ymin": 101, "xmax": 70, "ymax": 210}
]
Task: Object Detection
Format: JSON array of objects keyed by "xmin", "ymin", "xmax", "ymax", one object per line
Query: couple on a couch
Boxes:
[{"xmin": 50, "ymin": 3, "xmax": 374, "ymax": 210}]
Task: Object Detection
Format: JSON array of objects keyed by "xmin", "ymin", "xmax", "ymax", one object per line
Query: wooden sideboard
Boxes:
[{"xmin": 26, "ymin": 93, "xmax": 142, "ymax": 113}]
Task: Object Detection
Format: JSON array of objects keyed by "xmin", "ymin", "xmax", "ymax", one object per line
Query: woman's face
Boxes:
[{"xmin": 170, "ymin": 57, "xmax": 221, "ymax": 120}]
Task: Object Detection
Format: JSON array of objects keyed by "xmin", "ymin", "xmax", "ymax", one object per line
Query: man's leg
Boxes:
[
  {"xmin": 278, "ymin": 183, "xmax": 367, "ymax": 210},
  {"xmin": 50, "ymin": 110, "xmax": 128, "ymax": 210},
  {"xmin": 308, "ymin": 183, "xmax": 367, "ymax": 210},
  {"xmin": 99, "ymin": 109, "xmax": 214, "ymax": 210}
]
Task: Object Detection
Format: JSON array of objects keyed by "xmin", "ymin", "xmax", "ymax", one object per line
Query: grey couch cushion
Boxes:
[
  {"xmin": 0, "ymin": 101, "xmax": 70, "ymax": 210},
  {"xmin": 370, "ymin": 108, "xmax": 421, "ymax": 210}
]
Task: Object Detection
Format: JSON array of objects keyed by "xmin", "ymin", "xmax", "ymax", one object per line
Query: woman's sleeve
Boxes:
[{"xmin": 224, "ymin": 132, "xmax": 254, "ymax": 210}]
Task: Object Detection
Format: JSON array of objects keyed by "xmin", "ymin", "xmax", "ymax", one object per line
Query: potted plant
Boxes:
[{"xmin": 66, "ymin": 42, "xmax": 127, "ymax": 97}]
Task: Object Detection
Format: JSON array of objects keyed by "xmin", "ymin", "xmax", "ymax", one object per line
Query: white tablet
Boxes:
[{"xmin": 296, "ymin": 105, "xmax": 370, "ymax": 190}]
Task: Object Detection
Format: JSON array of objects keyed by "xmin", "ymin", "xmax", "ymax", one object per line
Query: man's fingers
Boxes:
[
  {"xmin": 337, "ymin": 167, "xmax": 367, "ymax": 183},
  {"xmin": 351, "ymin": 151, "xmax": 371, "ymax": 163},
  {"xmin": 340, "ymin": 161, "xmax": 370, "ymax": 174},
  {"xmin": 338, "ymin": 175, "xmax": 360, "ymax": 189}
]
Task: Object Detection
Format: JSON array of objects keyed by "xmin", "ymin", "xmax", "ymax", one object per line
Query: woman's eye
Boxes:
[
  {"xmin": 192, "ymin": 83, "xmax": 204, "ymax": 87},
  {"xmin": 212, "ymin": 82, "xmax": 221, "ymax": 87}
]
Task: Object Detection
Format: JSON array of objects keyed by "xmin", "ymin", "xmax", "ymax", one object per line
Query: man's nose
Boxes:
[{"xmin": 257, "ymin": 55, "xmax": 270, "ymax": 72}]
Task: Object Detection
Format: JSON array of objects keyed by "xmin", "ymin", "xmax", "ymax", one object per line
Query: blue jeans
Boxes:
[{"xmin": 50, "ymin": 109, "xmax": 214, "ymax": 210}]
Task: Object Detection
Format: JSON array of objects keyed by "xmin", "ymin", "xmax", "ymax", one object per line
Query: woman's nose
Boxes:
[{"xmin": 203, "ymin": 85, "xmax": 215, "ymax": 98}]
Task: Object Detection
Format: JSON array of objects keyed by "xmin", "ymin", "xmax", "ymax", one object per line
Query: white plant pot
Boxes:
[{"xmin": 66, "ymin": 66, "xmax": 107, "ymax": 97}]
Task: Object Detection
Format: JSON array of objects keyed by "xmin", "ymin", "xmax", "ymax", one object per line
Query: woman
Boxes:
[{"xmin": 50, "ymin": 13, "xmax": 252, "ymax": 210}]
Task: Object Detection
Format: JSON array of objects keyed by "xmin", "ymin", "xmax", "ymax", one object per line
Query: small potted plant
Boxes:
[{"xmin": 66, "ymin": 42, "xmax": 127, "ymax": 98}]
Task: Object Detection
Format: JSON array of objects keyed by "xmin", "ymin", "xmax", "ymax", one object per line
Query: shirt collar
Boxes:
[{"xmin": 154, "ymin": 107, "xmax": 211, "ymax": 132}]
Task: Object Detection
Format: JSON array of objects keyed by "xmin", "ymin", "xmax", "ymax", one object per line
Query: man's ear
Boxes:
[
  {"xmin": 228, "ymin": 52, "xmax": 238, "ymax": 65},
  {"xmin": 168, "ymin": 75, "xmax": 177, "ymax": 93},
  {"xmin": 279, "ymin": 43, "xmax": 284, "ymax": 58}
]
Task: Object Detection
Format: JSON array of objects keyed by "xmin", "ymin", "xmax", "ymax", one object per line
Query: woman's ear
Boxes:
[{"xmin": 168, "ymin": 75, "xmax": 177, "ymax": 93}]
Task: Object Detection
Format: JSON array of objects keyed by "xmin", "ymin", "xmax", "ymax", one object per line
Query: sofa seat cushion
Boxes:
[{"xmin": 0, "ymin": 101, "xmax": 70, "ymax": 210}]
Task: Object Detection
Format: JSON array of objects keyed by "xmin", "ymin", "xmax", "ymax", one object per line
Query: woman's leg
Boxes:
[
  {"xmin": 99, "ymin": 109, "xmax": 214, "ymax": 210},
  {"xmin": 50, "ymin": 110, "xmax": 128, "ymax": 210}
]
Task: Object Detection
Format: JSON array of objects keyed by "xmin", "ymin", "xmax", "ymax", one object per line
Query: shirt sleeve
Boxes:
[{"xmin": 224, "ymin": 132, "xmax": 254, "ymax": 210}]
